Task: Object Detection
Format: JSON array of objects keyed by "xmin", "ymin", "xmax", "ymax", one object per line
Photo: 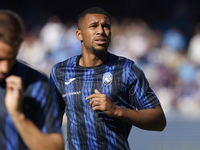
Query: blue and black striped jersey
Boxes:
[
  {"xmin": 0, "ymin": 61, "xmax": 61, "ymax": 150},
  {"xmin": 50, "ymin": 53, "xmax": 160, "ymax": 150}
]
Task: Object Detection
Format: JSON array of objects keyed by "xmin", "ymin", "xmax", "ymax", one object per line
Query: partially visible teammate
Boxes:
[
  {"xmin": 50, "ymin": 7, "xmax": 166, "ymax": 149},
  {"xmin": 0, "ymin": 10, "xmax": 64, "ymax": 150}
]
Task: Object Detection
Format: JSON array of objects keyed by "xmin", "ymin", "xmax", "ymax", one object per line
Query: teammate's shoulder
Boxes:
[{"xmin": 16, "ymin": 60, "xmax": 48, "ymax": 81}]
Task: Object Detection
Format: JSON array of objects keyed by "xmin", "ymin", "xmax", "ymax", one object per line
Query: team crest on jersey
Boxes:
[{"xmin": 103, "ymin": 72, "xmax": 113, "ymax": 86}]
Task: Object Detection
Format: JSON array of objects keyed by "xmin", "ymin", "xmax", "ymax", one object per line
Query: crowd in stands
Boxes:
[{"xmin": 17, "ymin": 15, "xmax": 200, "ymax": 121}]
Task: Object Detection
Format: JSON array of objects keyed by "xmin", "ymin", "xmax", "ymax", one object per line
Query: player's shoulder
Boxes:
[
  {"xmin": 52, "ymin": 55, "xmax": 79, "ymax": 71},
  {"xmin": 110, "ymin": 53, "xmax": 135, "ymax": 67},
  {"xmin": 110, "ymin": 53, "xmax": 144, "ymax": 75}
]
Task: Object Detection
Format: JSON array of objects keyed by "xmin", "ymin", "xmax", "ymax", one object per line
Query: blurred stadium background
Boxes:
[{"xmin": 2, "ymin": 0, "xmax": 200, "ymax": 149}]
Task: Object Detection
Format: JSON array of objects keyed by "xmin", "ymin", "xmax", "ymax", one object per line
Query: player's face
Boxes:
[
  {"xmin": 77, "ymin": 14, "xmax": 111, "ymax": 55},
  {"xmin": 0, "ymin": 41, "xmax": 18, "ymax": 82}
]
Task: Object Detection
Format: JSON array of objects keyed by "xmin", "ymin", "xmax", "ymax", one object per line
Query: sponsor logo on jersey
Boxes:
[
  {"xmin": 103, "ymin": 72, "xmax": 113, "ymax": 86},
  {"xmin": 62, "ymin": 91, "xmax": 81, "ymax": 97},
  {"xmin": 65, "ymin": 78, "xmax": 76, "ymax": 85}
]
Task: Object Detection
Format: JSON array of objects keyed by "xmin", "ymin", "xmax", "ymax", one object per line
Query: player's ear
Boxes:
[{"xmin": 76, "ymin": 30, "xmax": 83, "ymax": 42}]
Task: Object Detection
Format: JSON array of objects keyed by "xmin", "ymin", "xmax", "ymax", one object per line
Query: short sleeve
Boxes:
[
  {"xmin": 40, "ymin": 81, "xmax": 61, "ymax": 133},
  {"xmin": 24, "ymin": 80, "xmax": 61, "ymax": 134},
  {"xmin": 128, "ymin": 63, "xmax": 160, "ymax": 110}
]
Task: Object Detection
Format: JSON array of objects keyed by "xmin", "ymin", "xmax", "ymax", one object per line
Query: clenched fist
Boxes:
[{"xmin": 5, "ymin": 75, "xmax": 24, "ymax": 117}]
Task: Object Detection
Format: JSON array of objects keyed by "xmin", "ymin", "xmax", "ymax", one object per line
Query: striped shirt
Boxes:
[
  {"xmin": 0, "ymin": 61, "xmax": 61, "ymax": 150},
  {"xmin": 50, "ymin": 53, "xmax": 160, "ymax": 150}
]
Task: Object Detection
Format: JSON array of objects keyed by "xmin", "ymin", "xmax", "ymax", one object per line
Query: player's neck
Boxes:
[{"xmin": 79, "ymin": 52, "xmax": 108, "ymax": 67}]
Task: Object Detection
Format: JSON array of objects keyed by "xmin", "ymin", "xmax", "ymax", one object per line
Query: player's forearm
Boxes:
[
  {"xmin": 10, "ymin": 113, "xmax": 64, "ymax": 150},
  {"xmin": 114, "ymin": 105, "xmax": 166, "ymax": 131}
]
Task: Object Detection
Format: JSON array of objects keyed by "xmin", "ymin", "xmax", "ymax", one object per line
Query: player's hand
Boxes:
[
  {"xmin": 86, "ymin": 89, "xmax": 119, "ymax": 117},
  {"xmin": 5, "ymin": 75, "xmax": 24, "ymax": 117}
]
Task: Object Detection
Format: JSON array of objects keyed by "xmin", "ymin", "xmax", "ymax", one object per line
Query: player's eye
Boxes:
[{"xmin": 90, "ymin": 25, "xmax": 97, "ymax": 28}]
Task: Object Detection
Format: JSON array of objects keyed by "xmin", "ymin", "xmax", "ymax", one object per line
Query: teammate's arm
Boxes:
[
  {"xmin": 59, "ymin": 110, "xmax": 65, "ymax": 127},
  {"xmin": 5, "ymin": 75, "xmax": 64, "ymax": 150},
  {"xmin": 86, "ymin": 89, "xmax": 166, "ymax": 131}
]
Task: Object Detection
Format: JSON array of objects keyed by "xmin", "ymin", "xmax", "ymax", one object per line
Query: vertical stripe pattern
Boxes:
[
  {"xmin": 0, "ymin": 61, "xmax": 61, "ymax": 150},
  {"xmin": 50, "ymin": 53, "xmax": 160, "ymax": 150}
]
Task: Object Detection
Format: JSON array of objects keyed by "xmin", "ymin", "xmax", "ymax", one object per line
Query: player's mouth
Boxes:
[
  {"xmin": 0, "ymin": 73, "xmax": 7, "ymax": 80},
  {"xmin": 94, "ymin": 37, "xmax": 107, "ymax": 45}
]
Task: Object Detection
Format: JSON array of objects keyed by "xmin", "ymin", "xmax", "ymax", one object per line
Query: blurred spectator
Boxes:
[
  {"xmin": 187, "ymin": 23, "xmax": 200, "ymax": 66},
  {"xmin": 162, "ymin": 27, "xmax": 186, "ymax": 52},
  {"xmin": 39, "ymin": 15, "xmax": 66, "ymax": 53},
  {"xmin": 62, "ymin": 23, "xmax": 82, "ymax": 58},
  {"xmin": 17, "ymin": 32, "xmax": 46, "ymax": 71}
]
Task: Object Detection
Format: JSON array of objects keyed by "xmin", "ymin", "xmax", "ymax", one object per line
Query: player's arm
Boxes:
[
  {"xmin": 5, "ymin": 75, "xmax": 64, "ymax": 150},
  {"xmin": 111, "ymin": 104, "xmax": 166, "ymax": 131},
  {"xmin": 87, "ymin": 89, "xmax": 166, "ymax": 131}
]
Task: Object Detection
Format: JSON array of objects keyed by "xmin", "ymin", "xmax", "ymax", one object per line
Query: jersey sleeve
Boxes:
[
  {"xmin": 39, "ymin": 81, "xmax": 62, "ymax": 133},
  {"xmin": 128, "ymin": 63, "xmax": 160, "ymax": 110},
  {"xmin": 24, "ymin": 79, "xmax": 62, "ymax": 134},
  {"xmin": 50, "ymin": 68, "xmax": 65, "ymax": 114}
]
